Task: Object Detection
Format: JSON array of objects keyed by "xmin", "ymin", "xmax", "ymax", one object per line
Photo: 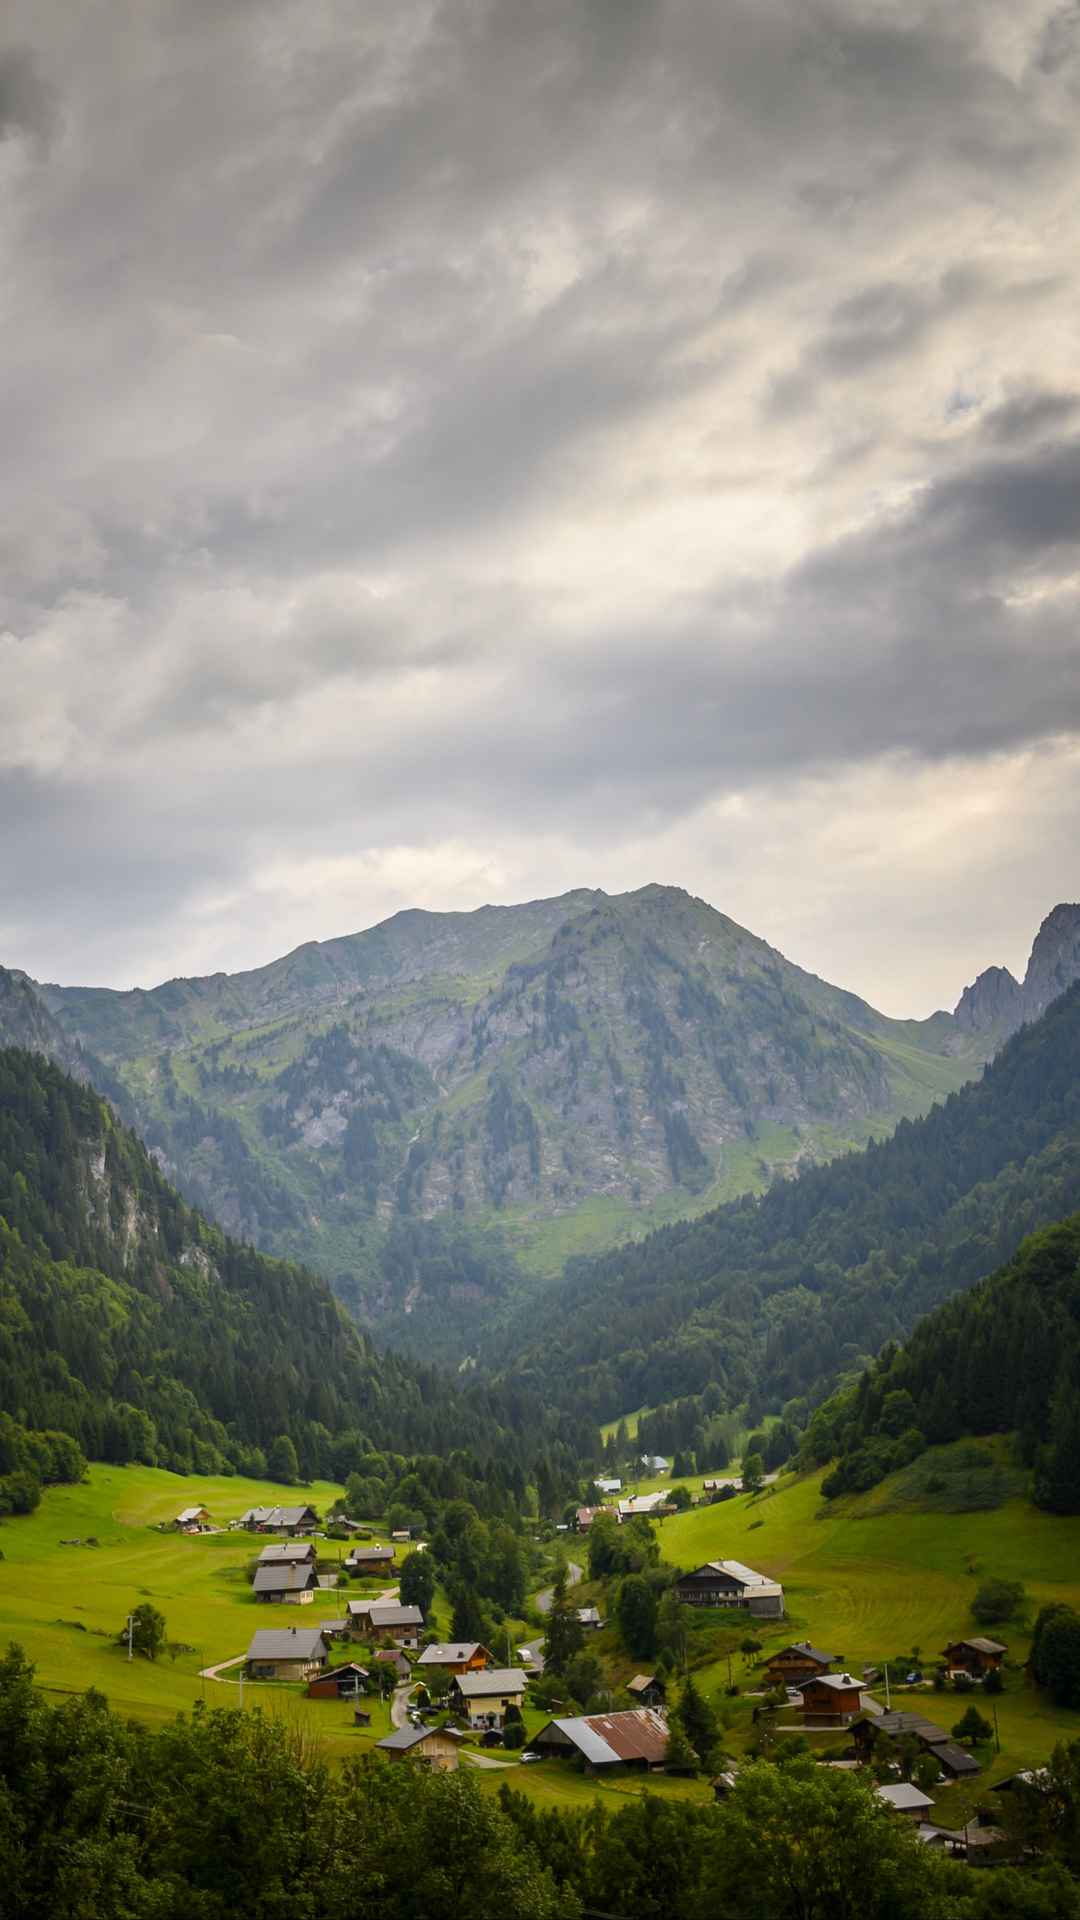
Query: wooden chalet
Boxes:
[
  {"xmin": 257, "ymin": 1540, "xmax": 316, "ymax": 1567},
  {"xmin": 851, "ymin": 1710, "xmax": 982, "ymax": 1779},
  {"xmin": 415, "ymin": 1642, "xmax": 490, "ymax": 1676},
  {"xmin": 941, "ymin": 1637, "xmax": 1007, "ymax": 1676},
  {"xmin": 675, "ymin": 1560, "xmax": 785, "ymax": 1618},
  {"xmin": 764, "ymin": 1642, "xmax": 835, "ymax": 1686},
  {"xmin": 345, "ymin": 1543, "xmax": 397, "ymax": 1576},
  {"xmin": 372, "ymin": 1649, "xmax": 412, "ymax": 1682},
  {"xmin": 376, "ymin": 1724, "xmax": 459, "ymax": 1771},
  {"xmin": 173, "ymin": 1505, "xmax": 211, "ymax": 1531},
  {"xmin": 797, "ymin": 1673, "xmax": 863, "ymax": 1724},
  {"xmin": 574, "ymin": 1507, "xmax": 602, "ymax": 1531},
  {"xmin": 307, "ymin": 1661, "xmax": 370, "ymax": 1699},
  {"xmin": 240, "ymin": 1503, "xmax": 319, "ymax": 1535},
  {"xmin": 252, "ymin": 1561, "xmax": 319, "ymax": 1604}
]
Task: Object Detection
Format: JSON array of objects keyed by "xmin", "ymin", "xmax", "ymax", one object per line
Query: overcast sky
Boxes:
[{"xmin": 2, "ymin": 1, "xmax": 1079, "ymax": 1016}]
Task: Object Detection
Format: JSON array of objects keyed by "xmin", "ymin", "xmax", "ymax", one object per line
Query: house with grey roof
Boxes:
[
  {"xmin": 675, "ymin": 1560, "xmax": 785, "ymax": 1618},
  {"xmin": 252, "ymin": 1561, "xmax": 319, "ymax": 1604},
  {"xmin": 245, "ymin": 1625, "xmax": 329, "ymax": 1680},
  {"xmin": 258, "ymin": 1540, "xmax": 316, "ymax": 1566},
  {"xmin": 376, "ymin": 1724, "xmax": 459, "ymax": 1770},
  {"xmin": 450, "ymin": 1667, "xmax": 527, "ymax": 1728}
]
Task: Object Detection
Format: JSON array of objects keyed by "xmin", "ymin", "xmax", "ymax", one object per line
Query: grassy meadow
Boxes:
[
  {"xmin": 3, "ymin": 1448, "xmax": 1080, "ymax": 1817},
  {"xmin": 654, "ymin": 1457, "xmax": 1080, "ymax": 1797}
]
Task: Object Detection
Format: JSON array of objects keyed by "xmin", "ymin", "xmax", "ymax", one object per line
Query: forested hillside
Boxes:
[
  {"xmin": 807, "ymin": 1214, "xmax": 1080, "ymax": 1509},
  {"xmin": 7, "ymin": 887, "xmax": 1002, "ymax": 1356},
  {"xmin": 0, "ymin": 1048, "xmax": 592, "ymax": 1492},
  {"xmin": 496, "ymin": 983, "xmax": 1080, "ymax": 1421}
]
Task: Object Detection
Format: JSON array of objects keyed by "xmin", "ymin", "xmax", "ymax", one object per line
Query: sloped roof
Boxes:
[
  {"xmin": 369, "ymin": 1603, "xmax": 424, "ymax": 1628},
  {"xmin": 258, "ymin": 1541, "xmax": 315, "ymax": 1563},
  {"xmin": 797, "ymin": 1672, "xmax": 861, "ymax": 1694},
  {"xmin": 626, "ymin": 1674, "xmax": 661, "ymax": 1694},
  {"xmin": 877, "ymin": 1783, "xmax": 933, "ymax": 1812},
  {"xmin": 416, "ymin": 1643, "xmax": 486, "ymax": 1666},
  {"xmin": 769, "ymin": 1642, "xmax": 834, "ymax": 1666},
  {"xmin": 253, "ymin": 1562, "xmax": 317, "ymax": 1593},
  {"xmin": 540, "ymin": 1708, "xmax": 669, "ymax": 1766},
  {"xmin": 935, "ymin": 1741, "xmax": 982, "ymax": 1776},
  {"xmin": 176, "ymin": 1506, "xmax": 209, "ymax": 1522},
  {"xmin": 377, "ymin": 1724, "xmax": 447, "ymax": 1752},
  {"xmin": 682, "ymin": 1560, "xmax": 772, "ymax": 1587},
  {"xmin": 246, "ymin": 1627, "xmax": 327, "ymax": 1662},
  {"xmin": 347, "ymin": 1544, "xmax": 395, "ymax": 1561},
  {"xmin": 948, "ymin": 1637, "xmax": 1007, "ymax": 1655},
  {"xmin": 454, "ymin": 1668, "xmax": 527, "ymax": 1697}
]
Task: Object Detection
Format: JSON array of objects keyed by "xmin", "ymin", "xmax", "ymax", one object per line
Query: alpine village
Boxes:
[{"xmin": 0, "ymin": 889, "xmax": 1079, "ymax": 1920}]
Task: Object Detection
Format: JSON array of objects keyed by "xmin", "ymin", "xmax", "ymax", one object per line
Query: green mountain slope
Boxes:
[
  {"xmin": 494, "ymin": 982, "xmax": 1080, "ymax": 1420},
  {"xmin": 4, "ymin": 887, "xmax": 1004, "ymax": 1357},
  {"xmin": 808, "ymin": 1212, "xmax": 1080, "ymax": 1512},
  {"xmin": 0, "ymin": 1047, "xmax": 591, "ymax": 1480}
]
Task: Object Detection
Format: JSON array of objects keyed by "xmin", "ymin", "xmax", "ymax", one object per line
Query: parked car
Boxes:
[{"xmin": 519, "ymin": 1751, "xmax": 543, "ymax": 1764}]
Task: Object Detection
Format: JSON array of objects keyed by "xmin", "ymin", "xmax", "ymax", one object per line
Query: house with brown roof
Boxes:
[
  {"xmin": 376, "ymin": 1724, "xmax": 459, "ymax": 1771},
  {"xmin": 574, "ymin": 1507, "xmax": 602, "ymax": 1531},
  {"xmin": 942, "ymin": 1637, "xmax": 1007, "ymax": 1676},
  {"xmin": 797, "ymin": 1673, "xmax": 864, "ymax": 1724},
  {"xmin": 372, "ymin": 1649, "xmax": 411, "ymax": 1682},
  {"xmin": 764, "ymin": 1642, "xmax": 835, "ymax": 1686},
  {"xmin": 531, "ymin": 1708, "xmax": 669, "ymax": 1771}
]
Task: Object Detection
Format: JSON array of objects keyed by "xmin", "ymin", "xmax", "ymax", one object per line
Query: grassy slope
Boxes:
[{"xmin": 656, "ymin": 1457, "xmax": 1080, "ymax": 1796}]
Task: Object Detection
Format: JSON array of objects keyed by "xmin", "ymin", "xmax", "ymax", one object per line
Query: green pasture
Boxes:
[
  {"xmin": 661, "ymin": 1460, "xmax": 1080, "ymax": 1785},
  {"xmin": 0, "ymin": 1465, "xmax": 403, "ymax": 1761}
]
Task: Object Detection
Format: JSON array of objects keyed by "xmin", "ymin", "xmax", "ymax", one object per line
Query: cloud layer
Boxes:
[{"xmin": 2, "ymin": 0, "xmax": 1079, "ymax": 1012}]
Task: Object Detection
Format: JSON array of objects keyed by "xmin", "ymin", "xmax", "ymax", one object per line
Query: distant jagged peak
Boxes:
[
  {"xmin": 1022, "ymin": 901, "xmax": 1080, "ymax": 1021},
  {"xmin": 953, "ymin": 902, "xmax": 1080, "ymax": 1037},
  {"xmin": 953, "ymin": 963, "xmax": 1022, "ymax": 1034}
]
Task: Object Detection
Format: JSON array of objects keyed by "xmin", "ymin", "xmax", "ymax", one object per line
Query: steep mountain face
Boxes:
[
  {"xmin": 952, "ymin": 903, "xmax": 1080, "ymax": 1041},
  {"xmin": 0, "ymin": 1047, "xmax": 590, "ymax": 1476},
  {"xmin": 493, "ymin": 982, "xmax": 1080, "ymax": 1421},
  {"xmin": 3, "ymin": 889, "xmax": 990, "ymax": 1349}
]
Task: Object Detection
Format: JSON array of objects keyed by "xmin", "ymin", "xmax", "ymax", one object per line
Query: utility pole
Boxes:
[{"xmin": 884, "ymin": 1661, "xmax": 891, "ymax": 1710}]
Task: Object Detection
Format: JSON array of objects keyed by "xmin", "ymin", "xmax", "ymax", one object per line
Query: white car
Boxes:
[{"xmin": 519, "ymin": 1751, "xmax": 543, "ymax": 1763}]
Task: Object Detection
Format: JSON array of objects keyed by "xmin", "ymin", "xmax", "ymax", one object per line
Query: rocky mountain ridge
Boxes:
[
  {"xmin": 3, "ymin": 888, "xmax": 1079, "ymax": 1358},
  {"xmin": 953, "ymin": 903, "xmax": 1080, "ymax": 1040}
]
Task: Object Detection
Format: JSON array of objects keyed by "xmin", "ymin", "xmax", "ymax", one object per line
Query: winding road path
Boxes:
[{"xmin": 535, "ymin": 1560, "xmax": 583, "ymax": 1614}]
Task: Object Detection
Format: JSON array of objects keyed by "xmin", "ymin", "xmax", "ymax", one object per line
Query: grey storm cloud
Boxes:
[{"xmin": 2, "ymin": 0, "xmax": 1080, "ymax": 1005}]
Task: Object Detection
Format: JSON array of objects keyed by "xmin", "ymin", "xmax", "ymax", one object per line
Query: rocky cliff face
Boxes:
[
  {"xmin": 953, "ymin": 903, "xmax": 1080, "ymax": 1040},
  {"xmin": 954, "ymin": 963, "xmax": 1022, "ymax": 1035}
]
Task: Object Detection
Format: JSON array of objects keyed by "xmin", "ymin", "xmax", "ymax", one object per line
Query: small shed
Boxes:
[
  {"xmin": 376, "ymin": 1724, "xmax": 459, "ymax": 1771},
  {"xmin": 307, "ymin": 1662, "xmax": 370, "ymax": 1699},
  {"xmin": 626, "ymin": 1673, "xmax": 666, "ymax": 1709}
]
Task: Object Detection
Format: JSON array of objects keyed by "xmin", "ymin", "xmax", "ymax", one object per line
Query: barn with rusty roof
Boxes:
[{"xmin": 530, "ymin": 1707, "xmax": 669, "ymax": 1771}]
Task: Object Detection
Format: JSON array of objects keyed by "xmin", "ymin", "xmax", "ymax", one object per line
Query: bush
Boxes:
[
  {"xmin": 983, "ymin": 1666, "xmax": 1003, "ymax": 1695},
  {"xmin": 501, "ymin": 1721, "xmax": 526, "ymax": 1749},
  {"xmin": 972, "ymin": 1578, "xmax": 1026, "ymax": 1625}
]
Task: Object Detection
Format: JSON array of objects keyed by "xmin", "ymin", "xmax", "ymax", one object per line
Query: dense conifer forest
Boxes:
[
  {"xmin": 805, "ymin": 1213, "xmax": 1080, "ymax": 1507},
  {"xmin": 498, "ymin": 984, "xmax": 1080, "ymax": 1420},
  {"xmin": 0, "ymin": 1048, "xmax": 592, "ymax": 1506}
]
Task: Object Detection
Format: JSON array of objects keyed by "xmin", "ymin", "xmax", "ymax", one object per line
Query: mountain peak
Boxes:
[{"xmin": 954, "ymin": 902, "xmax": 1080, "ymax": 1037}]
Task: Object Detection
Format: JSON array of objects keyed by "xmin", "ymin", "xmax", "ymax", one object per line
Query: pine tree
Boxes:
[
  {"xmin": 675, "ymin": 1672, "xmax": 718, "ymax": 1766},
  {"xmin": 1034, "ymin": 1366, "xmax": 1080, "ymax": 1515},
  {"xmin": 542, "ymin": 1569, "xmax": 585, "ymax": 1674}
]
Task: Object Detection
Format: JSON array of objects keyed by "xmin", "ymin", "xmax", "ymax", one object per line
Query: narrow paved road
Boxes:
[
  {"xmin": 199, "ymin": 1653, "xmax": 245, "ymax": 1684},
  {"xmin": 535, "ymin": 1560, "xmax": 583, "ymax": 1614},
  {"xmin": 390, "ymin": 1680, "xmax": 418, "ymax": 1728},
  {"xmin": 461, "ymin": 1750, "xmax": 518, "ymax": 1769}
]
